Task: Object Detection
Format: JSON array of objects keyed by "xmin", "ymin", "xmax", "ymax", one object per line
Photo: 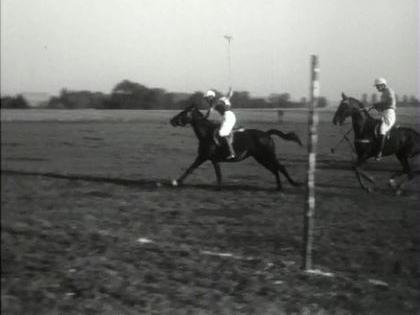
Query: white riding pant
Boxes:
[
  {"xmin": 379, "ymin": 109, "xmax": 396, "ymax": 135},
  {"xmin": 219, "ymin": 110, "xmax": 236, "ymax": 137}
]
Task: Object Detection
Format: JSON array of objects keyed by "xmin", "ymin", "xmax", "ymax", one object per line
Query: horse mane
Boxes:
[
  {"xmin": 348, "ymin": 96, "xmax": 375, "ymax": 120},
  {"xmin": 348, "ymin": 97, "xmax": 366, "ymax": 110},
  {"xmin": 190, "ymin": 104, "xmax": 221, "ymax": 128}
]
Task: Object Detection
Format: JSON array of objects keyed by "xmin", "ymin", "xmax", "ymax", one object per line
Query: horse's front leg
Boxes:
[
  {"xmin": 389, "ymin": 170, "xmax": 405, "ymax": 190},
  {"xmin": 172, "ymin": 156, "xmax": 206, "ymax": 187},
  {"xmin": 211, "ymin": 161, "xmax": 222, "ymax": 190},
  {"xmin": 353, "ymin": 157, "xmax": 375, "ymax": 192},
  {"xmin": 394, "ymin": 170, "xmax": 420, "ymax": 195}
]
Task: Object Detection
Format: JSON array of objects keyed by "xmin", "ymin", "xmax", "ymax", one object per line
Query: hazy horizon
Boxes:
[{"xmin": 1, "ymin": 0, "xmax": 419, "ymax": 100}]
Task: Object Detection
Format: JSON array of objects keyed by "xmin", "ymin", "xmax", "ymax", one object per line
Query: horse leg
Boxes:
[
  {"xmin": 389, "ymin": 155, "xmax": 410, "ymax": 190},
  {"xmin": 252, "ymin": 154, "xmax": 282, "ymax": 190},
  {"xmin": 389, "ymin": 170, "xmax": 405, "ymax": 189},
  {"xmin": 353, "ymin": 165, "xmax": 368, "ymax": 191},
  {"xmin": 394, "ymin": 170, "xmax": 420, "ymax": 195},
  {"xmin": 358, "ymin": 169, "xmax": 375, "ymax": 183},
  {"xmin": 253, "ymin": 153, "xmax": 301, "ymax": 190},
  {"xmin": 211, "ymin": 161, "xmax": 222, "ymax": 190},
  {"xmin": 277, "ymin": 162, "xmax": 302, "ymax": 187},
  {"xmin": 392, "ymin": 156, "xmax": 420, "ymax": 195},
  {"xmin": 353, "ymin": 157, "xmax": 374, "ymax": 192},
  {"xmin": 173, "ymin": 156, "xmax": 206, "ymax": 186}
]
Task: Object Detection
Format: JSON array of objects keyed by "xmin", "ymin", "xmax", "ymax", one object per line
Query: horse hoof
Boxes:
[
  {"xmin": 365, "ymin": 186, "xmax": 374, "ymax": 193},
  {"xmin": 171, "ymin": 179, "xmax": 179, "ymax": 187},
  {"xmin": 389, "ymin": 179, "xmax": 397, "ymax": 189}
]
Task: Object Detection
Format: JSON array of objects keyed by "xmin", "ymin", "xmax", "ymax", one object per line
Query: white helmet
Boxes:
[
  {"xmin": 204, "ymin": 90, "xmax": 216, "ymax": 99},
  {"xmin": 218, "ymin": 96, "xmax": 231, "ymax": 107},
  {"xmin": 374, "ymin": 78, "xmax": 387, "ymax": 86}
]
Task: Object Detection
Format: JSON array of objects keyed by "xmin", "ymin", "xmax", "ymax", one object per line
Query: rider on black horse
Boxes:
[
  {"xmin": 203, "ymin": 88, "xmax": 237, "ymax": 159},
  {"xmin": 372, "ymin": 77, "xmax": 397, "ymax": 160}
]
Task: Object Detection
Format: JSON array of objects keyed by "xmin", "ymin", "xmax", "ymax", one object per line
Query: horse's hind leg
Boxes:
[
  {"xmin": 276, "ymin": 162, "xmax": 302, "ymax": 187},
  {"xmin": 394, "ymin": 170, "xmax": 420, "ymax": 195},
  {"xmin": 211, "ymin": 161, "xmax": 222, "ymax": 189},
  {"xmin": 389, "ymin": 155, "xmax": 410, "ymax": 190},
  {"xmin": 253, "ymin": 153, "xmax": 301, "ymax": 190},
  {"xmin": 253, "ymin": 155, "xmax": 282, "ymax": 190},
  {"xmin": 392, "ymin": 156, "xmax": 420, "ymax": 195}
]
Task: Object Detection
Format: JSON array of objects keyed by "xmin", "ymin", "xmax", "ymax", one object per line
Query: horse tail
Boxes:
[{"xmin": 266, "ymin": 129, "xmax": 303, "ymax": 146}]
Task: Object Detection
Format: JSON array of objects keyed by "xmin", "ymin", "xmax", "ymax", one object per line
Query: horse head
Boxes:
[
  {"xmin": 333, "ymin": 93, "xmax": 366, "ymax": 126},
  {"xmin": 170, "ymin": 104, "xmax": 204, "ymax": 127}
]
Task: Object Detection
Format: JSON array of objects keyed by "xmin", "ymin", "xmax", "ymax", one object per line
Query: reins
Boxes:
[{"xmin": 333, "ymin": 103, "xmax": 376, "ymax": 154}]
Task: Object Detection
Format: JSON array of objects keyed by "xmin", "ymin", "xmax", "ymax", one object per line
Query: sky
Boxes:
[{"xmin": 1, "ymin": 0, "xmax": 419, "ymax": 101}]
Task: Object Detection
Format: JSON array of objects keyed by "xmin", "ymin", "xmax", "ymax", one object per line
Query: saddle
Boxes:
[
  {"xmin": 212, "ymin": 127, "xmax": 245, "ymax": 146},
  {"xmin": 355, "ymin": 124, "xmax": 399, "ymax": 145},
  {"xmin": 373, "ymin": 123, "xmax": 399, "ymax": 140}
]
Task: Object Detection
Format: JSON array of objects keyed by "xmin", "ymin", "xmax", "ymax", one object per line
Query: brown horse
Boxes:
[
  {"xmin": 333, "ymin": 93, "xmax": 420, "ymax": 194},
  {"xmin": 170, "ymin": 104, "xmax": 303, "ymax": 190}
]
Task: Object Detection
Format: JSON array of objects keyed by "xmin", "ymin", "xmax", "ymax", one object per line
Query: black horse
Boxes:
[
  {"xmin": 169, "ymin": 104, "xmax": 303, "ymax": 190},
  {"xmin": 332, "ymin": 93, "xmax": 420, "ymax": 193}
]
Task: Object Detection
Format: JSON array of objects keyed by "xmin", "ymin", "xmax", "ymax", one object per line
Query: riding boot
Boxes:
[
  {"xmin": 375, "ymin": 135, "xmax": 386, "ymax": 161},
  {"xmin": 224, "ymin": 136, "xmax": 236, "ymax": 159}
]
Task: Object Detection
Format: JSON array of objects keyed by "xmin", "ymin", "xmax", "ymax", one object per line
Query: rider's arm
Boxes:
[
  {"xmin": 373, "ymin": 102, "xmax": 384, "ymax": 111},
  {"xmin": 381, "ymin": 88, "xmax": 396, "ymax": 109},
  {"xmin": 226, "ymin": 87, "xmax": 233, "ymax": 100},
  {"xmin": 204, "ymin": 107, "xmax": 213, "ymax": 119}
]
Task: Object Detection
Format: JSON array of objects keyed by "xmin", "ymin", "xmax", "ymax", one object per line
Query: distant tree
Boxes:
[
  {"xmin": 46, "ymin": 89, "xmax": 107, "ymax": 109},
  {"xmin": 46, "ymin": 96, "xmax": 66, "ymax": 109},
  {"xmin": 268, "ymin": 93, "xmax": 300, "ymax": 108},
  {"xmin": 318, "ymin": 96, "xmax": 328, "ymax": 108},
  {"xmin": 249, "ymin": 97, "xmax": 270, "ymax": 108},
  {"xmin": 34, "ymin": 79, "xmax": 339, "ymax": 110},
  {"xmin": 371, "ymin": 94, "xmax": 378, "ymax": 104},
  {"xmin": 362, "ymin": 93, "xmax": 368, "ymax": 104},
  {"xmin": 409, "ymin": 96, "xmax": 419, "ymax": 106},
  {"xmin": 167, "ymin": 92, "xmax": 190, "ymax": 109},
  {"xmin": 0, "ymin": 96, "xmax": 13, "ymax": 108},
  {"xmin": 0, "ymin": 95, "xmax": 30, "ymax": 108},
  {"xmin": 231, "ymin": 91, "xmax": 251, "ymax": 108},
  {"xmin": 110, "ymin": 80, "xmax": 156, "ymax": 109},
  {"xmin": 145, "ymin": 88, "xmax": 171, "ymax": 109}
]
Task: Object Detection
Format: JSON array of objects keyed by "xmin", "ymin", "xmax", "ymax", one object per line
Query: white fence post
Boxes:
[{"xmin": 303, "ymin": 55, "xmax": 320, "ymax": 270}]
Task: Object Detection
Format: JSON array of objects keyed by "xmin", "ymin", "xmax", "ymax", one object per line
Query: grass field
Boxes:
[{"xmin": 2, "ymin": 108, "xmax": 420, "ymax": 314}]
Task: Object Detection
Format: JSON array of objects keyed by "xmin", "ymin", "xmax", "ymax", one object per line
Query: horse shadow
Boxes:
[
  {"xmin": 2, "ymin": 169, "xmax": 159, "ymax": 191},
  {"xmin": 2, "ymin": 169, "xmax": 303, "ymax": 194}
]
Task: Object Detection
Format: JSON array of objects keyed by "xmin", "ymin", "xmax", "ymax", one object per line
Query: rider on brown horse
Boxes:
[
  {"xmin": 372, "ymin": 77, "xmax": 397, "ymax": 160},
  {"xmin": 203, "ymin": 88, "xmax": 236, "ymax": 159}
]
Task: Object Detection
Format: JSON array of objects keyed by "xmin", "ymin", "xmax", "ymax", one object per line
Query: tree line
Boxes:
[{"xmin": 1, "ymin": 79, "xmax": 418, "ymax": 109}]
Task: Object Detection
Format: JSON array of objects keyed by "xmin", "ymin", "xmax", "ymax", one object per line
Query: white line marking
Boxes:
[
  {"xmin": 368, "ymin": 279, "xmax": 389, "ymax": 287},
  {"xmin": 137, "ymin": 237, "xmax": 154, "ymax": 244},
  {"xmin": 305, "ymin": 269, "xmax": 334, "ymax": 277}
]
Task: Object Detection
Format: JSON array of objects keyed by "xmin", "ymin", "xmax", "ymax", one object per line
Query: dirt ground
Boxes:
[{"xmin": 1, "ymin": 109, "xmax": 419, "ymax": 314}]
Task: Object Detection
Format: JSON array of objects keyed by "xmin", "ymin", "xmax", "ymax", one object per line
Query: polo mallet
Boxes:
[
  {"xmin": 330, "ymin": 105, "xmax": 375, "ymax": 154},
  {"xmin": 224, "ymin": 35, "xmax": 233, "ymax": 87},
  {"xmin": 330, "ymin": 128, "xmax": 353, "ymax": 154}
]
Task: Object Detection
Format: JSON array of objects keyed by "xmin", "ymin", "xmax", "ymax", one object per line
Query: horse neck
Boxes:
[
  {"xmin": 191, "ymin": 118, "xmax": 212, "ymax": 140},
  {"xmin": 351, "ymin": 108, "xmax": 375, "ymax": 137}
]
